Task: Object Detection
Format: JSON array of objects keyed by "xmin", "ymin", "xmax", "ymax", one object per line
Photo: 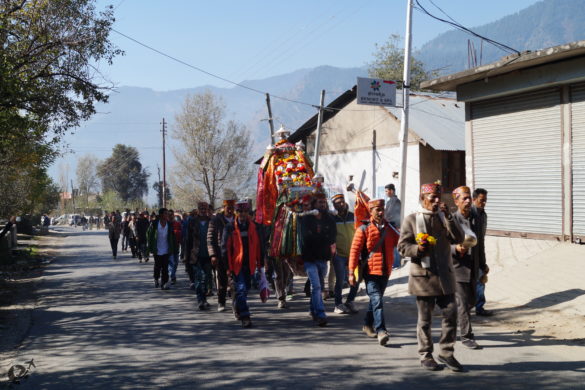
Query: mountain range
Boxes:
[{"xmin": 53, "ymin": 0, "xmax": 585, "ymax": 203}]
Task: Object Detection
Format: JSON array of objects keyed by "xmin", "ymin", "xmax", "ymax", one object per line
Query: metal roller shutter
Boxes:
[
  {"xmin": 471, "ymin": 89, "xmax": 562, "ymax": 235},
  {"xmin": 571, "ymin": 84, "xmax": 585, "ymax": 238}
]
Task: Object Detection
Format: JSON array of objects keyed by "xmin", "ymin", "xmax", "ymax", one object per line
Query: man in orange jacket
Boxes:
[
  {"xmin": 349, "ymin": 199, "xmax": 399, "ymax": 346},
  {"xmin": 222, "ymin": 200, "xmax": 263, "ymax": 328}
]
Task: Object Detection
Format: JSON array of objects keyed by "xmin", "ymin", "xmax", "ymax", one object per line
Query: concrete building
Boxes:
[
  {"xmin": 288, "ymin": 87, "xmax": 465, "ymax": 215},
  {"xmin": 421, "ymin": 40, "xmax": 585, "ymax": 242}
]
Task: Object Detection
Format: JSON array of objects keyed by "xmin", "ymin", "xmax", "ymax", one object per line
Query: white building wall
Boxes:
[{"xmin": 317, "ymin": 144, "xmax": 420, "ymax": 217}]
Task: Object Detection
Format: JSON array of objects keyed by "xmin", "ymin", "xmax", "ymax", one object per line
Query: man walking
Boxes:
[
  {"xmin": 384, "ymin": 183, "xmax": 402, "ymax": 268},
  {"xmin": 331, "ymin": 193, "xmax": 358, "ymax": 314},
  {"xmin": 222, "ymin": 200, "xmax": 263, "ymax": 328},
  {"xmin": 398, "ymin": 183, "xmax": 465, "ymax": 372},
  {"xmin": 472, "ymin": 188, "xmax": 492, "ymax": 316},
  {"xmin": 187, "ymin": 202, "xmax": 213, "ymax": 310},
  {"xmin": 301, "ymin": 193, "xmax": 336, "ymax": 327},
  {"xmin": 135, "ymin": 212, "xmax": 150, "ymax": 262},
  {"xmin": 349, "ymin": 199, "xmax": 399, "ymax": 346},
  {"xmin": 451, "ymin": 186, "xmax": 487, "ymax": 349},
  {"xmin": 147, "ymin": 208, "xmax": 175, "ymax": 290},
  {"xmin": 208, "ymin": 198, "xmax": 236, "ymax": 312},
  {"xmin": 108, "ymin": 212, "xmax": 121, "ymax": 259}
]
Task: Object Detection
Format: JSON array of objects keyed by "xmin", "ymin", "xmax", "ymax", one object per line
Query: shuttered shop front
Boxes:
[
  {"xmin": 470, "ymin": 89, "xmax": 562, "ymax": 236},
  {"xmin": 571, "ymin": 84, "xmax": 585, "ymax": 239}
]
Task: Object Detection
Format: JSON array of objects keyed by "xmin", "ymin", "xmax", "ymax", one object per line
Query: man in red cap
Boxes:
[
  {"xmin": 451, "ymin": 186, "xmax": 487, "ymax": 349},
  {"xmin": 349, "ymin": 198, "xmax": 399, "ymax": 346},
  {"xmin": 398, "ymin": 183, "xmax": 465, "ymax": 372},
  {"xmin": 207, "ymin": 198, "xmax": 236, "ymax": 312},
  {"xmin": 222, "ymin": 200, "xmax": 263, "ymax": 328}
]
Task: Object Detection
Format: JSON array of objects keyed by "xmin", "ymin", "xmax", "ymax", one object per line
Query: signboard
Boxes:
[{"xmin": 356, "ymin": 77, "xmax": 397, "ymax": 106}]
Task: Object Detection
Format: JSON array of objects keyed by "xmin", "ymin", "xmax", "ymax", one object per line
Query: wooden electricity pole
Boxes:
[
  {"xmin": 312, "ymin": 90, "xmax": 326, "ymax": 174},
  {"xmin": 265, "ymin": 93, "xmax": 275, "ymax": 143}
]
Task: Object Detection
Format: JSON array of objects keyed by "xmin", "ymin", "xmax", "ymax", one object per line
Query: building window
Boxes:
[{"xmin": 441, "ymin": 151, "xmax": 466, "ymax": 192}]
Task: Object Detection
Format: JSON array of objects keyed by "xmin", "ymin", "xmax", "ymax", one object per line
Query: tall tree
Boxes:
[
  {"xmin": 76, "ymin": 154, "xmax": 100, "ymax": 208},
  {"xmin": 368, "ymin": 34, "xmax": 437, "ymax": 90},
  {"xmin": 172, "ymin": 91, "xmax": 253, "ymax": 208},
  {"xmin": 153, "ymin": 181, "xmax": 171, "ymax": 208},
  {"xmin": 97, "ymin": 144, "xmax": 149, "ymax": 202}
]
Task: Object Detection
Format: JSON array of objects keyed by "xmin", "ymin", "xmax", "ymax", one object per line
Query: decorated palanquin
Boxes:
[{"xmin": 255, "ymin": 126, "xmax": 319, "ymax": 266}]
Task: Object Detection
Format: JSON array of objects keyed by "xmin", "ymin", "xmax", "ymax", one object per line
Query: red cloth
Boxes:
[
  {"xmin": 227, "ymin": 220, "xmax": 261, "ymax": 276},
  {"xmin": 354, "ymin": 191, "xmax": 371, "ymax": 229},
  {"xmin": 172, "ymin": 220, "xmax": 182, "ymax": 245}
]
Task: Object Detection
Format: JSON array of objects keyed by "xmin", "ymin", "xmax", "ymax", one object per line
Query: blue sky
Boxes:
[{"xmin": 98, "ymin": 0, "xmax": 541, "ymax": 91}]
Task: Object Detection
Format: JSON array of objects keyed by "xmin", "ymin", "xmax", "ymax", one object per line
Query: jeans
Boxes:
[
  {"xmin": 168, "ymin": 253, "xmax": 179, "ymax": 280},
  {"xmin": 233, "ymin": 270, "xmax": 251, "ymax": 319},
  {"xmin": 137, "ymin": 242, "xmax": 146, "ymax": 260},
  {"xmin": 122, "ymin": 234, "xmax": 129, "ymax": 250},
  {"xmin": 109, "ymin": 238, "xmax": 119, "ymax": 257},
  {"xmin": 304, "ymin": 260, "xmax": 328, "ymax": 319},
  {"xmin": 333, "ymin": 255, "xmax": 358, "ymax": 305},
  {"xmin": 364, "ymin": 274, "xmax": 389, "ymax": 332},
  {"xmin": 475, "ymin": 271, "xmax": 486, "ymax": 312},
  {"xmin": 193, "ymin": 257, "xmax": 211, "ymax": 304},
  {"xmin": 154, "ymin": 254, "xmax": 170, "ymax": 286},
  {"xmin": 393, "ymin": 247, "xmax": 402, "ymax": 268}
]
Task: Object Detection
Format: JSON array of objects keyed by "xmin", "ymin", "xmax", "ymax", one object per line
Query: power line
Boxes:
[{"xmin": 413, "ymin": 0, "xmax": 520, "ymax": 55}]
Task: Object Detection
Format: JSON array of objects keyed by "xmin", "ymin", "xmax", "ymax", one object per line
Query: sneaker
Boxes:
[
  {"xmin": 377, "ymin": 331, "xmax": 390, "ymax": 346},
  {"xmin": 198, "ymin": 303, "xmax": 207, "ymax": 311},
  {"xmin": 437, "ymin": 355, "xmax": 464, "ymax": 372},
  {"xmin": 145, "ymin": 257, "xmax": 149, "ymax": 262},
  {"xmin": 316, "ymin": 317, "xmax": 328, "ymax": 327},
  {"xmin": 462, "ymin": 339, "xmax": 481, "ymax": 350},
  {"xmin": 217, "ymin": 305, "xmax": 226, "ymax": 312},
  {"xmin": 171, "ymin": 277, "xmax": 177, "ymax": 285},
  {"xmin": 421, "ymin": 357, "xmax": 442, "ymax": 371},
  {"xmin": 362, "ymin": 325, "xmax": 377, "ymax": 338},
  {"xmin": 277, "ymin": 300, "xmax": 287, "ymax": 309},
  {"xmin": 286, "ymin": 294, "xmax": 294, "ymax": 301},
  {"xmin": 344, "ymin": 301, "xmax": 358, "ymax": 314},
  {"xmin": 154, "ymin": 280, "xmax": 160, "ymax": 288},
  {"xmin": 334, "ymin": 304, "xmax": 349, "ymax": 314},
  {"xmin": 161, "ymin": 283, "xmax": 170, "ymax": 290},
  {"xmin": 476, "ymin": 309, "xmax": 494, "ymax": 317},
  {"xmin": 241, "ymin": 317, "xmax": 252, "ymax": 328}
]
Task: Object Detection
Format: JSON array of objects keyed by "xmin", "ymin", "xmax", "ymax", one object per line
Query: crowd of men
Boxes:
[{"xmin": 101, "ymin": 182, "xmax": 491, "ymax": 373}]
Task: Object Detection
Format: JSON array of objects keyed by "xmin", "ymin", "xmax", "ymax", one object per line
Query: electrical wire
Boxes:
[{"xmin": 414, "ymin": 0, "xmax": 520, "ymax": 55}]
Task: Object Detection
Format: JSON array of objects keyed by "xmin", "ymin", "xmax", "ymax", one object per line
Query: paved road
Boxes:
[{"xmin": 3, "ymin": 227, "xmax": 584, "ymax": 389}]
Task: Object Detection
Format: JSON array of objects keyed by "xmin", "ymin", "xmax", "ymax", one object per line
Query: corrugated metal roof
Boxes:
[{"xmin": 386, "ymin": 90, "xmax": 465, "ymax": 151}]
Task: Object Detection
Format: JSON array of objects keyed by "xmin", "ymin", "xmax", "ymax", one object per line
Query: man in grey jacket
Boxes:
[{"xmin": 398, "ymin": 183, "xmax": 464, "ymax": 372}]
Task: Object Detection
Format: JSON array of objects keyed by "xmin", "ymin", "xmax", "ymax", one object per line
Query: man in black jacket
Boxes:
[
  {"xmin": 135, "ymin": 212, "xmax": 150, "ymax": 262},
  {"xmin": 207, "ymin": 199, "xmax": 236, "ymax": 312},
  {"xmin": 301, "ymin": 193, "xmax": 336, "ymax": 327}
]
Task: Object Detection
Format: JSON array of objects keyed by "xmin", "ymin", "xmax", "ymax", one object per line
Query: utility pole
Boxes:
[
  {"xmin": 372, "ymin": 130, "xmax": 377, "ymax": 199},
  {"xmin": 161, "ymin": 118, "xmax": 167, "ymax": 208},
  {"xmin": 265, "ymin": 93, "xmax": 275, "ymax": 144},
  {"xmin": 312, "ymin": 89, "xmax": 326, "ymax": 174},
  {"xmin": 398, "ymin": 0, "xmax": 413, "ymax": 222}
]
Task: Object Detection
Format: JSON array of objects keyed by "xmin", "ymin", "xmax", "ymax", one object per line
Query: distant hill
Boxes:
[{"xmin": 417, "ymin": 0, "xmax": 585, "ymax": 75}]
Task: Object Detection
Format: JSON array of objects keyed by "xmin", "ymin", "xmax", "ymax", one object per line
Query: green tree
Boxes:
[
  {"xmin": 97, "ymin": 144, "xmax": 149, "ymax": 202},
  {"xmin": 368, "ymin": 34, "xmax": 437, "ymax": 90},
  {"xmin": 153, "ymin": 181, "xmax": 171, "ymax": 208},
  {"xmin": 76, "ymin": 154, "xmax": 101, "ymax": 208},
  {"xmin": 172, "ymin": 91, "xmax": 253, "ymax": 209}
]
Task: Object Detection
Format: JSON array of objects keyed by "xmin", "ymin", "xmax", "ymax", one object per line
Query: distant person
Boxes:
[
  {"xmin": 108, "ymin": 213, "xmax": 122, "ymax": 259},
  {"xmin": 147, "ymin": 208, "xmax": 175, "ymax": 290},
  {"xmin": 168, "ymin": 209, "xmax": 182, "ymax": 285},
  {"xmin": 135, "ymin": 212, "xmax": 150, "ymax": 262},
  {"xmin": 384, "ymin": 183, "xmax": 402, "ymax": 268},
  {"xmin": 128, "ymin": 214, "xmax": 139, "ymax": 259},
  {"xmin": 472, "ymin": 188, "xmax": 492, "ymax": 316},
  {"xmin": 121, "ymin": 215, "xmax": 130, "ymax": 252}
]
